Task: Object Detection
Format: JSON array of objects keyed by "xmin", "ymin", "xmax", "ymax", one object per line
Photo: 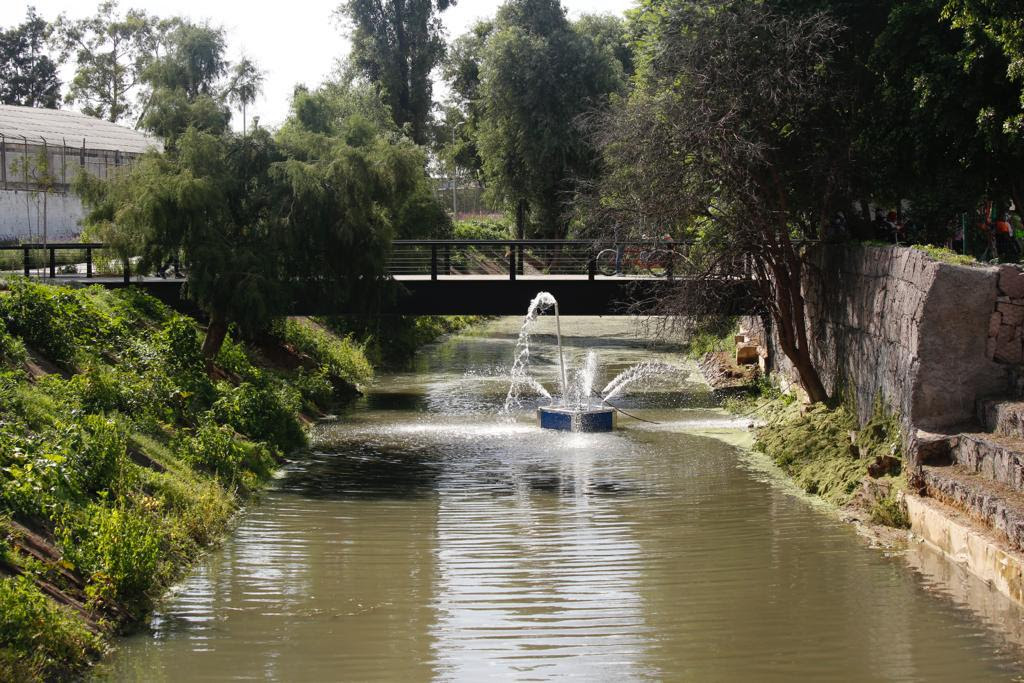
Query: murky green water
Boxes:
[{"xmin": 103, "ymin": 318, "xmax": 1024, "ymax": 681}]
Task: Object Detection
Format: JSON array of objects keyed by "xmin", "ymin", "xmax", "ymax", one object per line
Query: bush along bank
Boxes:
[
  {"xmin": 0, "ymin": 279, "xmax": 372, "ymax": 681},
  {"xmin": 319, "ymin": 314, "xmax": 487, "ymax": 368},
  {"xmin": 731, "ymin": 388, "xmax": 910, "ymax": 529}
]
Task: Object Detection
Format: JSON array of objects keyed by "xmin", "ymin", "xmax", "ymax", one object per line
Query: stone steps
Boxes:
[
  {"xmin": 921, "ymin": 464, "xmax": 1024, "ymax": 551},
  {"xmin": 979, "ymin": 399, "xmax": 1024, "ymax": 440},
  {"xmin": 953, "ymin": 432, "xmax": 1024, "ymax": 493}
]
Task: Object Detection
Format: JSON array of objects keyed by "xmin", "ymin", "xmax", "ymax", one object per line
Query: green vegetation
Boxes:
[
  {"xmin": 453, "ymin": 217, "xmax": 513, "ymax": 241},
  {"xmin": 337, "ymin": 0, "xmax": 452, "ymax": 145},
  {"xmin": 0, "ymin": 574, "xmax": 102, "ymax": 681},
  {"xmin": 0, "ymin": 8, "xmax": 61, "ymax": 108},
  {"xmin": 870, "ymin": 492, "xmax": 911, "ymax": 529},
  {"xmin": 750, "ymin": 398, "xmax": 903, "ymax": 508},
  {"xmin": 474, "ymin": 0, "xmax": 626, "ymax": 238},
  {"xmin": 684, "ymin": 318, "xmax": 739, "ymax": 359},
  {"xmin": 0, "ymin": 279, "xmax": 371, "ymax": 681},
  {"xmin": 320, "ymin": 315, "xmax": 485, "ymax": 368},
  {"xmin": 913, "ymin": 245, "xmax": 982, "ymax": 267}
]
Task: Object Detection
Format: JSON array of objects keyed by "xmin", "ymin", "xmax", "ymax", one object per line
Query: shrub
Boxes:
[
  {"xmin": 111, "ymin": 287, "xmax": 172, "ymax": 324},
  {"xmin": 157, "ymin": 317, "xmax": 214, "ymax": 410},
  {"xmin": 212, "ymin": 381, "xmax": 305, "ymax": 451},
  {"xmin": 57, "ymin": 503, "xmax": 163, "ymax": 609},
  {"xmin": 273, "ymin": 318, "xmax": 372, "ymax": 390},
  {"xmin": 0, "ymin": 280, "xmax": 81, "ymax": 365},
  {"xmin": 175, "ymin": 421, "xmax": 275, "ymax": 486},
  {"xmin": 292, "ymin": 368, "xmax": 335, "ymax": 407},
  {"xmin": 0, "ymin": 318, "xmax": 26, "ymax": 367},
  {"xmin": 0, "ymin": 575, "xmax": 102, "ymax": 681},
  {"xmin": 453, "ymin": 217, "xmax": 512, "ymax": 240},
  {"xmin": 870, "ymin": 494, "xmax": 910, "ymax": 529},
  {"xmin": 63, "ymin": 415, "xmax": 128, "ymax": 498},
  {"xmin": 215, "ymin": 333, "xmax": 260, "ymax": 381}
]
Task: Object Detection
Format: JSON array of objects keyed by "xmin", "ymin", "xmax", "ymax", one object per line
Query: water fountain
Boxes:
[{"xmin": 503, "ymin": 292, "xmax": 678, "ymax": 432}]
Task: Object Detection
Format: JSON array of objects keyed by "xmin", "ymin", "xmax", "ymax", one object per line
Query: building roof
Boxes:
[{"xmin": 0, "ymin": 104, "xmax": 161, "ymax": 154}]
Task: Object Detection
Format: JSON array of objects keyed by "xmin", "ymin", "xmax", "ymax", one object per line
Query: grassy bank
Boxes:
[
  {"xmin": 0, "ymin": 279, "xmax": 373, "ymax": 681},
  {"xmin": 729, "ymin": 388, "xmax": 909, "ymax": 527},
  {"xmin": 319, "ymin": 315, "xmax": 486, "ymax": 368}
]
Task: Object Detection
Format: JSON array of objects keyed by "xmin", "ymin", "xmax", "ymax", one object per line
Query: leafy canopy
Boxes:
[
  {"xmin": 476, "ymin": 0, "xmax": 625, "ymax": 238},
  {"xmin": 336, "ymin": 0, "xmax": 455, "ymax": 145},
  {"xmin": 0, "ymin": 7, "xmax": 62, "ymax": 108}
]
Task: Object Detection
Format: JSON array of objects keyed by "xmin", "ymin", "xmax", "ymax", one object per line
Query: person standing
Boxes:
[{"xmin": 995, "ymin": 213, "xmax": 1018, "ymax": 261}]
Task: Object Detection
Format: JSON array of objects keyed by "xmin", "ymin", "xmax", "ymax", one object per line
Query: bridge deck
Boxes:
[
  {"xmin": 2, "ymin": 241, "xmax": 751, "ymax": 316},
  {"xmin": 27, "ymin": 274, "xmax": 667, "ymax": 315}
]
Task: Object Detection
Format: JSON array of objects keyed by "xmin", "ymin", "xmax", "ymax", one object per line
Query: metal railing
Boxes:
[
  {"xmin": 390, "ymin": 240, "xmax": 694, "ymax": 281},
  {"xmin": 0, "ymin": 243, "xmax": 133, "ymax": 282},
  {"xmin": 0, "ymin": 239, "xmax": 744, "ymax": 284}
]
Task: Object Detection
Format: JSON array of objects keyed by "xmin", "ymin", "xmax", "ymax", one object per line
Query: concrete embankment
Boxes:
[{"xmin": 742, "ymin": 245, "xmax": 1024, "ymax": 606}]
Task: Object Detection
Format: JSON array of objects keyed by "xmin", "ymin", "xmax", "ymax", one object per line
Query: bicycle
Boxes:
[{"xmin": 595, "ymin": 243, "xmax": 676, "ymax": 277}]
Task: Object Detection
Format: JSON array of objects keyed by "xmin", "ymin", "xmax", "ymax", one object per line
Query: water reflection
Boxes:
[{"xmin": 100, "ymin": 318, "xmax": 1024, "ymax": 681}]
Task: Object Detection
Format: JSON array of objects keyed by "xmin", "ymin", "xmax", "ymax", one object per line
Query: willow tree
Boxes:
[
  {"xmin": 76, "ymin": 110, "xmax": 431, "ymax": 367},
  {"xmin": 594, "ymin": 2, "xmax": 849, "ymax": 403}
]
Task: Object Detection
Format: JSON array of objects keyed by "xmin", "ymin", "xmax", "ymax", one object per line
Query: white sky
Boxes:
[{"xmin": 3, "ymin": 0, "xmax": 635, "ymax": 130}]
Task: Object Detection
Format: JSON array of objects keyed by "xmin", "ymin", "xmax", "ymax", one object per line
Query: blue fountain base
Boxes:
[{"xmin": 537, "ymin": 406, "xmax": 616, "ymax": 432}]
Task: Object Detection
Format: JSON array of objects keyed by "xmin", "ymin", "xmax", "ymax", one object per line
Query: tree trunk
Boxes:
[
  {"xmin": 201, "ymin": 311, "xmax": 229, "ymax": 374},
  {"xmin": 766, "ymin": 252, "xmax": 830, "ymax": 404},
  {"xmin": 515, "ymin": 199, "xmax": 526, "ymax": 240}
]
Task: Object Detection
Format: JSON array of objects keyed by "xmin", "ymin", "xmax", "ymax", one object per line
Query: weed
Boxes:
[
  {"xmin": 0, "ymin": 575, "xmax": 102, "ymax": 681},
  {"xmin": 870, "ymin": 495, "xmax": 910, "ymax": 529},
  {"xmin": 913, "ymin": 244, "xmax": 981, "ymax": 267}
]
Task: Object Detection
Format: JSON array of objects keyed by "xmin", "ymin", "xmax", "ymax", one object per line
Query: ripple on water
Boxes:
[{"xmin": 102, "ymin": 318, "xmax": 1024, "ymax": 682}]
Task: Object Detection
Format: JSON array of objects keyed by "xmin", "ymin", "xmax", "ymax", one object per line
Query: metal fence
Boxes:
[
  {"xmin": 0, "ymin": 239, "xmax": 754, "ymax": 284},
  {"xmin": 0, "ymin": 243, "xmax": 131, "ymax": 281},
  {"xmin": 1, "ymin": 133, "xmax": 142, "ymax": 193}
]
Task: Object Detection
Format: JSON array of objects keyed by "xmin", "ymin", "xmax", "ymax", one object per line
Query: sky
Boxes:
[{"xmin": 3, "ymin": 0, "xmax": 635, "ymax": 130}]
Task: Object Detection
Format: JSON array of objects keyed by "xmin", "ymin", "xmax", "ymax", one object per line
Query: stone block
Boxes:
[
  {"xmin": 909, "ymin": 429, "xmax": 954, "ymax": 468},
  {"xmin": 1000, "ymin": 302, "xmax": 1024, "ymax": 328},
  {"xmin": 991, "ymin": 311, "xmax": 1004, "ymax": 337},
  {"xmin": 1000, "ymin": 265, "xmax": 1024, "ymax": 298},
  {"xmin": 995, "ymin": 325, "xmax": 1024, "ymax": 364},
  {"xmin": 955, "ymin": 433, "xmax": 1024, "ymax": 492}
]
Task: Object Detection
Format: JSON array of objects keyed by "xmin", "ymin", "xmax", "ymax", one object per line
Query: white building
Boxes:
[{"xmin": 0, "ymin": 104, "xmax": 161, "ymax": 243}]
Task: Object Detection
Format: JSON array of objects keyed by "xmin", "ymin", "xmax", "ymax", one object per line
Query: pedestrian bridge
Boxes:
[{"xmin": 1, "ymin": 240, "xmax": 754, "ymax": 316}]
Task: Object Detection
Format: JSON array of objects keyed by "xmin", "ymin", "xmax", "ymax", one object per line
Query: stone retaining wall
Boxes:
[{"xmin": 748, "ymin": 245, "xmax": 1013, "ymax": 434}]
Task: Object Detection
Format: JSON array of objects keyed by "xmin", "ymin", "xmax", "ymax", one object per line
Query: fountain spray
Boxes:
[{"xmin": 553, "ymin": 298, "xmax": 568, "ymax": 404}]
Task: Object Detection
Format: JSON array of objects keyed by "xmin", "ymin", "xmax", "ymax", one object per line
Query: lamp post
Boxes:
[{"xmin": 451, "ymin": 121, "xmax": 464, "ymax": 217}]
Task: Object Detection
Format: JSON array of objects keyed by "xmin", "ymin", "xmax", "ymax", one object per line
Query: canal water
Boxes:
[{"xmin": 103, "ymin": 318, "xmax": 1024, "ymax": 681}]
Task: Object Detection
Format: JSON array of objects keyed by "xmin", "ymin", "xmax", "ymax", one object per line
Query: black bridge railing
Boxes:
[
  {"xmin": 0, "ymin": 242, "xmax": 133, "ymax": 282},
  {"xmin": 388, "ymin": 239, "xmax": 698, "ymax": 281},
  {"xmin": 1, "ymin": 239, "xmax": 747, "ymax": 283}
]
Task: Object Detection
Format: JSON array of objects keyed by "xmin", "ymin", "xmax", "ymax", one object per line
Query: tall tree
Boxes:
[
  {"xmin": 55, "ymin": 1, "xmax": 162, "ymax": 123},
  {"xmin": 227, "ymin": 57, "xmax": 265, "ymax": 135},
  {"xmin": 281, "ymin": 79, "xmax": 452, "ymax": 239},
  {"xmin": 0, "ymin": 7, "xmax": 62, "ymax": 108},
  {"xmin": 477, "ymin": 0, "xmax": 624, "ymax": 238},
  {"xmin": 439, "ymin": 20, "xmax": 494, "ymax": 180},
  {"xmin": 136, "ymin": 20, "xmax": 232, "ymax": 143},
  {"xmin": 574, "ymin": 14, "xmax": 635, "ymax": 79},
  {"xmin": 336, "ymin": 0, "xmax": 454, "ymax": 145},
  {"xmin": 594, "ymin": 2, "xmax": 848, "ymax": 403}
]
